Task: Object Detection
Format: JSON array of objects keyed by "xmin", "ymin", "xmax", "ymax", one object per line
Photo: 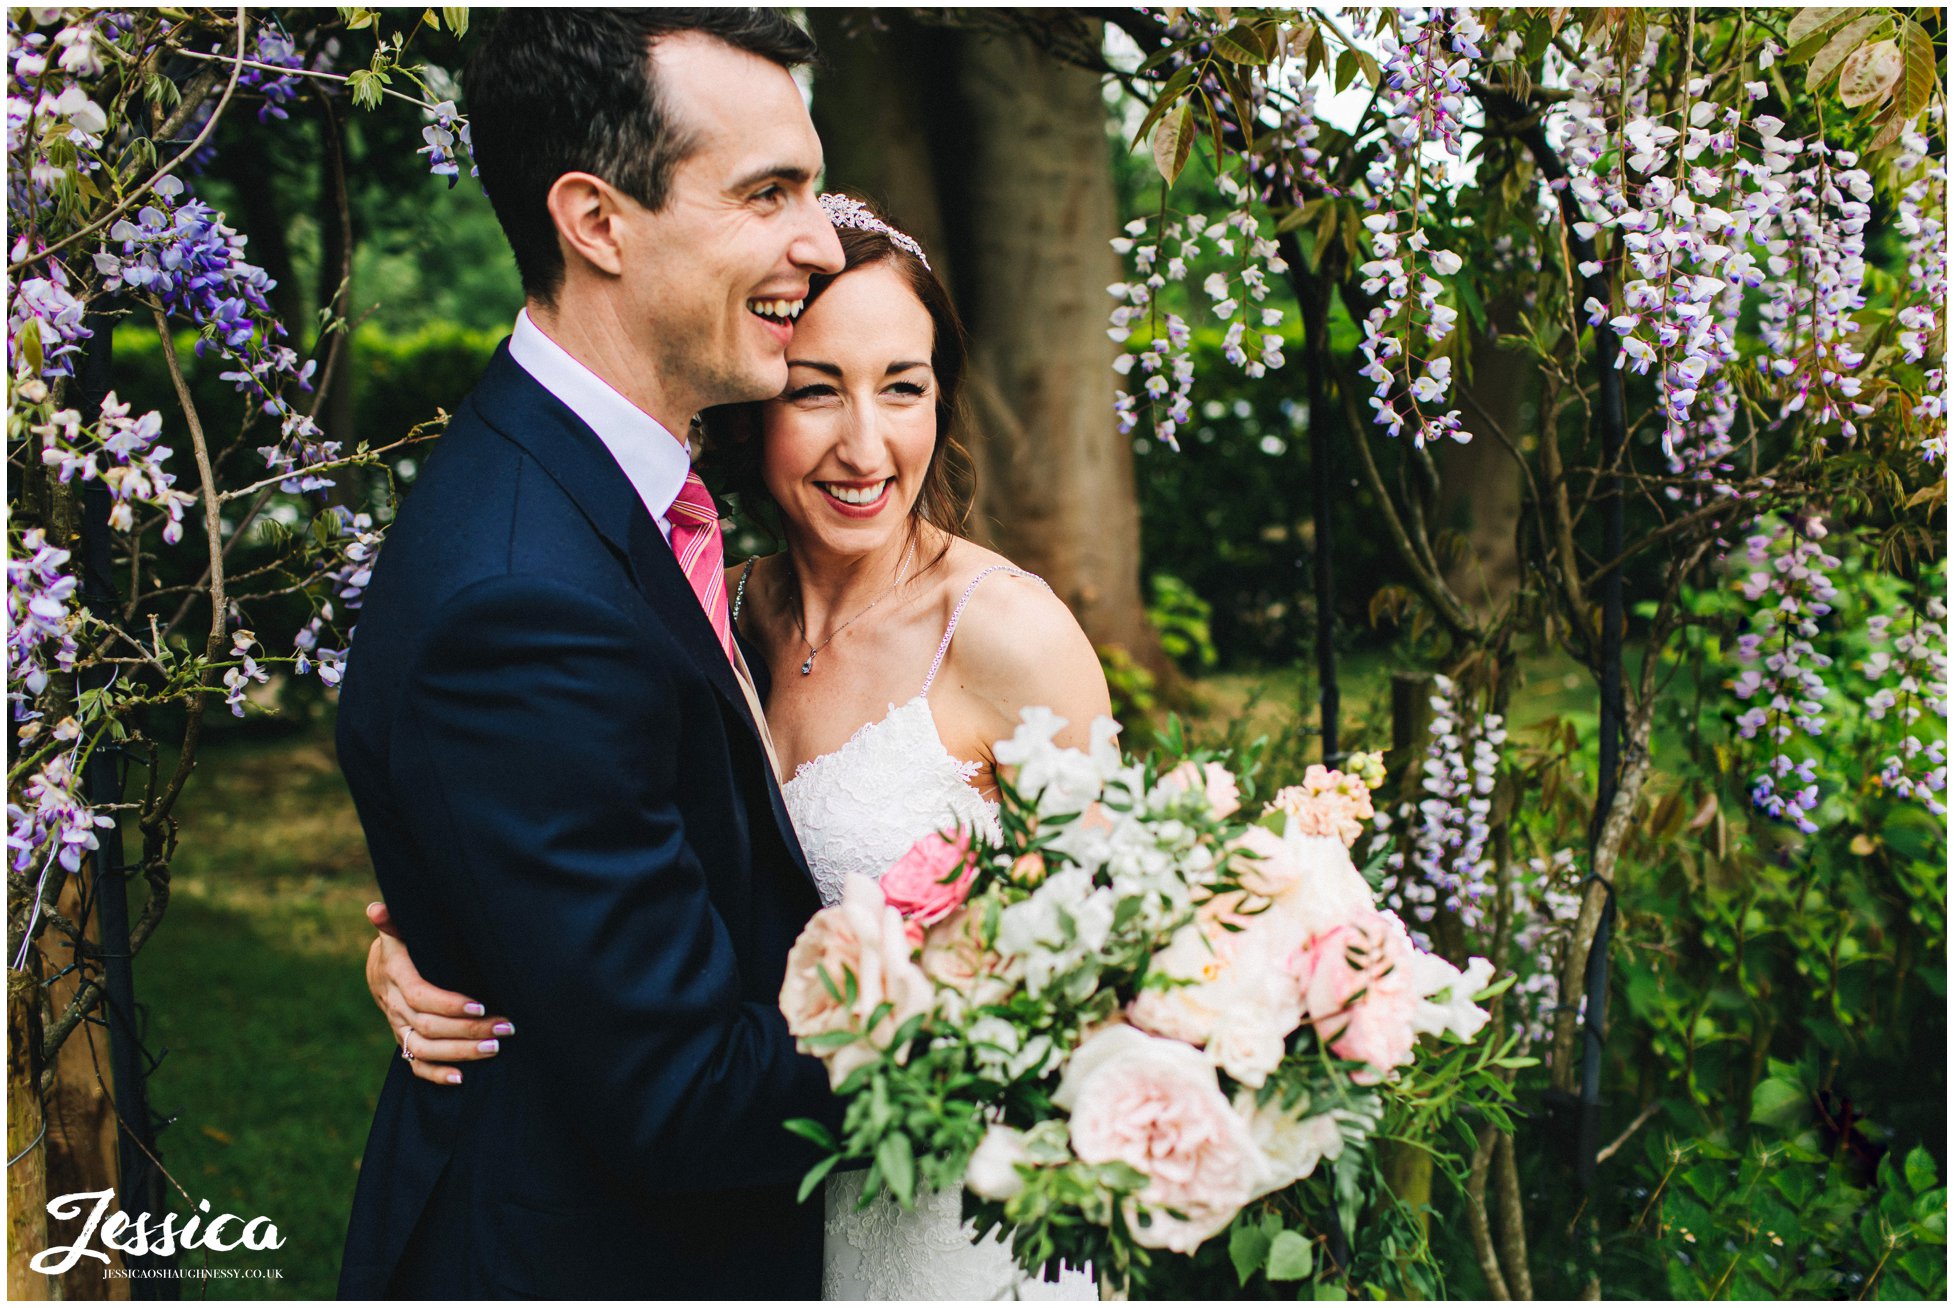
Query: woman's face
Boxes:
[{"xmin": 760, "ymin": 262, "xmax": 938, "ymax": 563}]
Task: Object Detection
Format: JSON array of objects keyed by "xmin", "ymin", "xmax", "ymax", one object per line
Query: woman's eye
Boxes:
[
  {"xmin": 785, "ymin": 384, "xmax": 835, "ymax": 401},
  {"xmin": 887, "ymin": 382, "xmax": 928, "ymax": 398}
]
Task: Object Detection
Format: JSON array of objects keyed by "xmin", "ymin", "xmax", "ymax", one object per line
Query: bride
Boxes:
[{"xmin": 366, "ymin": 196, "xmax": 1105, "ymax": 1300}]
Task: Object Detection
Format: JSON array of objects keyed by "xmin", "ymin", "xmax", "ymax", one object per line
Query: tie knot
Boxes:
[{"xmin": 670, "ymin": 471, "xmax": 718, "ymax": 526}]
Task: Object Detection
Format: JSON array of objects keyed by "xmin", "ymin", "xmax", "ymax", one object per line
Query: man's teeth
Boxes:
[
  {"xmin": 823, "ymin": 480, "xmax": 889, "ymax": 506},
  {"xmin": 749, "ymin": 298, "xmax": 804, "ymax": 321}
]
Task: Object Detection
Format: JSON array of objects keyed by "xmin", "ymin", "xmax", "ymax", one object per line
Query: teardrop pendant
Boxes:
[{"xmin": 800, "ymin": 653, "xmax": 814, "ymax": 675}]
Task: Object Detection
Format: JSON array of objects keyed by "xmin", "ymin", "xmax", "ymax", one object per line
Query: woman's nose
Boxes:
[{"xmin": 833, "ymin": 399, "xmax": 886, "ymax": 470}]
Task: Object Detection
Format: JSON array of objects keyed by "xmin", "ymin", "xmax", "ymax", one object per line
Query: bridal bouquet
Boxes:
[{"xmin": 780, "ymin": 710, "xmax": 1503, "ymax": 1291}]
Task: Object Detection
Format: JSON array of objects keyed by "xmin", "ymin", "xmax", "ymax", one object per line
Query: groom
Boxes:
[{"xmin": 335, "ymin": 11, "xmax": 845, "ymax": 1299}]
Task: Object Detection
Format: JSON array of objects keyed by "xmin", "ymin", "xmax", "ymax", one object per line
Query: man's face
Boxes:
[{"xmin": 619, "ymin": 34, "xmax": 843, "ymax": 421}]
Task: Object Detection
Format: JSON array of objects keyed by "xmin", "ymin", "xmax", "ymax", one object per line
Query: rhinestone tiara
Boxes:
[{"xmin": 818, "ymin": 193, "xmax": 931, "ymax": 270}]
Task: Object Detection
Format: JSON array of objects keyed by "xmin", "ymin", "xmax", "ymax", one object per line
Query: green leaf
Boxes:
[
  {"xmin": 796, "ymin": 1153, "xmax": 841, "ymax": 1204},
  {"xmin": 441, "ymin": 6, "xmax": 469, "ymax": 36},
  {"xmin": 1787, "ymin": 7, "xmax": 1856, "ymax": 48},
  {"xmin": 1837, "ymin": 39, "xmax": 1902, "ymax": 108},
  {"xmin": 1805, "ymin": 12, "xmax": 1887, "ymax": 93},
  {"xmin": 1266, "ymin": 1229, "xmax": 1315, "ymax": 1281},
  {"xmin": 877, "ymin": 1133, "xmax": 916, "ymax": 1209},
  {"xmin": 1904, "ymin": 1144, "xmax": 1939, "ymax": 1194},
  {"xmin": 1152, "ymin": 100, "xmax": 1196, "ymax": 186},
  {"xmin": 1230, "ymin": 1218, "xmax": 1272, "ymax": 1286},
  {"xmin": 1334, "ymin": 48, "xmax": 1361, "ymax": 95},
  {"xmin": 1128, "ymin": 64, "xmax": 1195, "ymax": 151},
  {"xmin": 782, "ymin": 1118, "xmax": 836, "ymax": 1152},
  {"xmin": 19, "ymin": 316, "xmax": 42, "ymax": 376},
  {"xmin": 1751, "ymin": 1076, "xmax": 1808, "ymax": 1130},
  {"xmin": 1212, "ymin": 23, "xmax": 1271, "ymax": 66}
]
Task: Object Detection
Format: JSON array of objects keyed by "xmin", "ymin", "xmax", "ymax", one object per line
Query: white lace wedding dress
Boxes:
[{"xmin": 769, "ymin": 565, "xmax": 1097, "ymax": 1302}]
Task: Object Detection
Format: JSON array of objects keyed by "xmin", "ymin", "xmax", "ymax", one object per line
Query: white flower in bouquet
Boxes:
[
  {"xmin": 1053, "ymin": 1025, "xmax": 1263, "ymax": 1253},
  {"xmin": 1412, "ymin": 953, "xmax": 1497, "ymax": 1042},
  {"xmin": 779, "ymin": 874, "xmax": 935, "ymax": 1088},
  {"xmin": 993, "ymin": 708, "xmax": 1122, "ymax": 816},
  {"xmin": 996, "ymin": 866, "xmax": 1117, "ymax": 997},
  {"xmin": 1234, "ymin": 1090, "xmax": 1358, "ymax": 1198},
  {"xmin": 965, "ymin": 1123, "xmax": 1031, "ymax": 1201},
  {"xmin": 1295, "ymin": 908, "xmax": 1494, "ymax": 1083}
]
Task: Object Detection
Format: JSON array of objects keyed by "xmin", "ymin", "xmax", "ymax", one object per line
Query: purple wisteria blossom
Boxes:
[
  {"xmin": 1863, "ymin": 597, "xmax": 1949, "ymax": 815},
  {"xmin": 1508, "ymin": 848, "xmax": 1583, "ymax": 1050},
  {"xmin": 1354, "ymin": 7, "xmax": 1482, "ymax": 447},
  {"xmin": 1730, "ymin": 516, "xmax": 1840, "ymax": 834},
  {"xmin": 1108, "ymin": 177, "xmax": 1290, "ymax": 450},
  {"xmin": 419, "ymin": 99, "xmax": 478, "ymax": 187},
  {"xmin": 238, "ymin": 26, "xmax": 303, "ymax": 123},
  {"xmin": 1895, "ymin": 111, "xmax": 1946, "ymax": 466},
  {"xmin": 5, "ymin": 526, "xmax": 80, "ymax": 719},
  {"xmin": 292, "ymin": 508, "xmax": 384, "ymax": 686},
  {"xmin": 35, "ymin": 389, "xmax": 198, "ymax": 541},
  {"xmin": 1378, "ymin": 673, "xmax": 1506, "ymax": 935}
]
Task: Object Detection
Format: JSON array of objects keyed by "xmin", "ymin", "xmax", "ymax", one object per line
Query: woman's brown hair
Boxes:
[{"xmin": 696, "ymin": 198, "xmax": 976, "ymax": 566}]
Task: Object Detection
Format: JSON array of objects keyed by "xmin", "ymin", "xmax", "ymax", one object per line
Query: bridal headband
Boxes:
[{"xmin": 818, "ymin": 193, "xmax": 931, "ymax": 270}]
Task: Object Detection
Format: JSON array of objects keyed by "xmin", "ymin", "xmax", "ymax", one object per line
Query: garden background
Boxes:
[{"xmin": 6, "ymin": 7, "xmax": 1946, "ymax": 1300}]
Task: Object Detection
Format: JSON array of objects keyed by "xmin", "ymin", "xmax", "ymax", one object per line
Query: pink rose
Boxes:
[
  {"xmin": 918, "ymin": 902, "xmax": 1020, "ymax": 1017},
  {"xmin": 1292, "ymin": 909, "xmax": 1423, "ymax": 1083},
  {"xmin": 879, "ymin": 829, "xmax": 978, "ymax": 926},
  {"xmin": 1053, "ymin": 1026, "xmax": 1261, "ymax": 1253},
  {"xmin": 780, "ymin": 875, "xmax": 936, "ymax": 1089},
  {"xmin": 1126, "ymin": 909, "xmax": 1307, "ymax": 1087},
  {"xmin": 1165, "ymin": 760, "xmax": 1241, "ymax": 819}
]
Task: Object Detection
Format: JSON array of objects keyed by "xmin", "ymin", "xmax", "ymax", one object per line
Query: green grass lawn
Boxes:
[
  {"xmin": 133, "ymin": 726, "xmax": 392, "ymax": 1298},
  {"xmin": 118, "ymin": 649, "xmax": 1613, "ymax": 1296}
]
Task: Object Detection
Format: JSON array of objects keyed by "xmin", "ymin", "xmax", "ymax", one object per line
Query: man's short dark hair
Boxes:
[{"xmin": 464, "ymin": 9, "xmax": 818, "ymax": 306}]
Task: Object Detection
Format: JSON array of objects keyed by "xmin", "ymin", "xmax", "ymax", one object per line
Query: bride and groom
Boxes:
[{"xmin": 337, "ymin": 10, "xmax": 1104, "ymax": 1299}]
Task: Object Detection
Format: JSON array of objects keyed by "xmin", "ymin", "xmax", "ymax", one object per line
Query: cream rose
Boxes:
[
  {"xmin": 919, "ymin": 902, "xmax": 1021, "ymax": 1019},
  {"xmin": 1126, "ymin": 908, "xmax": 1307, "ymax": 1087},
  {"xmin": 1053, "ymin": 1025, "xmax": 1261, "ymax": 1253},
  {"xmin": 779, "ymin": 874, "xmax": 935, "ymax": 1089},
  {"xmin": 1233, "ymin": 1090, "xmax": 1351, "ymax": 1198}
]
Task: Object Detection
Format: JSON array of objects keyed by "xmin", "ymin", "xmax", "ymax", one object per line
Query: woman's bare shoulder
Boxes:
[{"xmin": 935, "ymin": 545, "xmax": 1110, "ymax": 726}]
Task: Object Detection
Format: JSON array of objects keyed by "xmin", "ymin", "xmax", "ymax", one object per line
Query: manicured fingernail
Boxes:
[
  {"xmin": 446, "ymin": 1070, "xmax": 462, "ymax": 1085},
  {"xmin": 492, "ymin": 1022, "xmax": 515, "ymax": 1037},
  {"xmin": 464, "ymin": 1002, "xmax": 485, "ymax": 1016},
  {"xmin": 477, "ymin": 1039, "xmax": 500, "ymax": 1054},
  {"xmin": 368, "ymin": 902, "xmax": 383, "ymax": 913}
]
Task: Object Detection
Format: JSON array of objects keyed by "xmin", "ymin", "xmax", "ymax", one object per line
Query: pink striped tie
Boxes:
[{"xmin": 666, "ymin": 471, "xmax": 735, "ymax": 666}]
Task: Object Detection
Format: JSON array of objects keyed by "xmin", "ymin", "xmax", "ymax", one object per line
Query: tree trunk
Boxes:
[
  {"xmin": 810, "ymin": 13, "xmax": 1167, "ymax": 675},
  {"xmin": 7, "ymin": 975, "xmax": 49, "ymax": 1298},
  {"xmin": 1437, "ymin": 328, "xmax": 1528, "ymax": 619}
]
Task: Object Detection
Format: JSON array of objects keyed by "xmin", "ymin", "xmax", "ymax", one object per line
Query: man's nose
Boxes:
[{"xmin": 796, "ymin": 200, "xmax": 845, "ymax": 274}]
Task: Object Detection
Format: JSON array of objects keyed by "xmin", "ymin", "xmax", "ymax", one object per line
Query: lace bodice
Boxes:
[
  {"xmin": 784, "ymin": 694, "xmax": 1001, "ymax": 910},
  {"xmin": 759, "ymin": 564, "xmax": 1094, "ymax": 1301}
]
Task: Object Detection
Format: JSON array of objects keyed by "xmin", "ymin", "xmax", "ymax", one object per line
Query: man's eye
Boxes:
[{"xmin": 753, "ymin": 185, "xmax": 786, "ymax": 208}]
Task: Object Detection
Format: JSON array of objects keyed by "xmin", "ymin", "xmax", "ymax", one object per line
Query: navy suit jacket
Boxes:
[{"xmin": 335, "ymin": 344, "xmax": 837, "ymax": 1299}]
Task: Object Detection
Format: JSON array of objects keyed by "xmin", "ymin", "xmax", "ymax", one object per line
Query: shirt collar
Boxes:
[{"xmin": 507, "ymin": 308, "xmax": 690, "ymax": 527}]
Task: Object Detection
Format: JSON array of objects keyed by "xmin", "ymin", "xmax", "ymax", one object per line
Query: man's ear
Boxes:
[{"xmin": 546, "ymin": 172, "xmax": 629, "ymax": 278}]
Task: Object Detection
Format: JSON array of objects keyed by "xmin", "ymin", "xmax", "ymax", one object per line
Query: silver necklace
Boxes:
[{"xmin": 793, "ymin": 537, "xmax": 917, "ymax": 675}]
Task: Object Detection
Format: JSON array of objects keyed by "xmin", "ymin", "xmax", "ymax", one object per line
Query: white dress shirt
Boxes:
[{"xmin": 507, "ymin": 308, "xmax": 690, "ymax": 542}]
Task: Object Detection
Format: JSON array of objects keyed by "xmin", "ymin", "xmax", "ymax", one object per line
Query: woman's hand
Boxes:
[{"xmin": 365, "ymin": 902, "xmax": 513, "ymax": 1085}]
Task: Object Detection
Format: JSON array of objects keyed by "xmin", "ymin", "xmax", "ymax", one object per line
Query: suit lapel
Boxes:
[{"xmin": 470, "ymin": 345, "xmax": 814, "ymax": 888}]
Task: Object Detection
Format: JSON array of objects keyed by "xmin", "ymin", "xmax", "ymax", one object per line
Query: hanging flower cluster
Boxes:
[
  {"xmin": 1863, "ymin": 596, "xmax": 1949, "ymax": 816},
  {"xmin": 1730, "ymin": 516, "xmax": 1840, "ymax": 834},
  {"xmin": 1354, "ymin": 7, "xmax": 1482, "ymax": 447},
  {"xmin": 1508, "ymin": 847, "xmax": 1583, "ymax": 1050},
  {"xmin": 34, "ymin": 387, "xmax": 198, "ymax": 539},
  {"xmin": 1895, "ymin": 112, "xmax": 1946, "ymax": 465},
  {"xmin": 238, "ymin": 25, "xmax": 303, "ymax": 123},
  {"xmin": 419, "ymin": 98, "xmax": 477, "ymax": 187},
  {"xmin": 7, "ymin": 734, "xmax": 111, "ymax": 878},
  {"xmin": 1109, "ymin": 172, "xmax": 1290, "ymax": 450},
  {"xmin": 291, "ymin": 508, "xmax": 382, "ymax": 687},
  {"xmin": 1378, "ymin": 674, "xmax": 1505, "ymax": 936},
  {"xmin": 5, "ymin": 526, "xmax": 81, "ymax": 719}
]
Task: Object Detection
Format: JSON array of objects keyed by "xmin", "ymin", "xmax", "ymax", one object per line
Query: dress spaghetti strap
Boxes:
[{"xmin": 921, "ymin": 564, "xmax": 1050, "ymax": 698}]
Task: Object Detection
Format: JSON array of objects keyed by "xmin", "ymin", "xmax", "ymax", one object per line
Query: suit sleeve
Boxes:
[{"xmin": 395, "ymin": 574, "xmax": 839, "ymax": 1192}]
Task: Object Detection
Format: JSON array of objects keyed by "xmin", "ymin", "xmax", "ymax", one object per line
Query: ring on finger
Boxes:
[{"xmin": 399, "ymin": 1025, "xmax": 416, "ymax": 1062}]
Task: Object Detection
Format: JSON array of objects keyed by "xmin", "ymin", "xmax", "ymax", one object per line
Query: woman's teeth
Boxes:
[
  {"xmin": 822, "ymin": 480, "xmax": 890, "ymax": 506},
  {"xmin": 748, "ymin": 298, "xmax": 804, "ymax": 321}
]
